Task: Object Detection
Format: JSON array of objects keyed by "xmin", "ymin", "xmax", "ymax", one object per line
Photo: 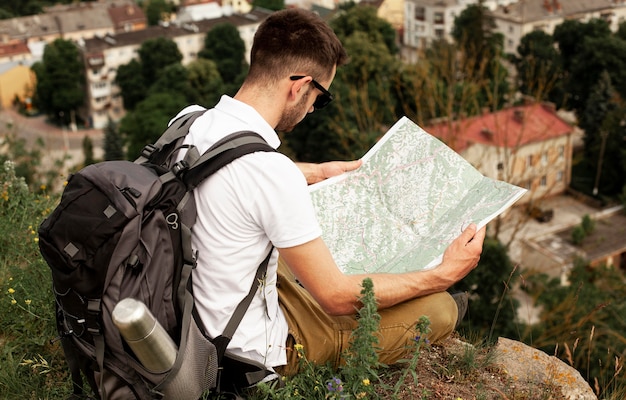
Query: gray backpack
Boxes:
[{"xmin": 38, "ymin": 110, "xmax": 276, "ymax": 399}]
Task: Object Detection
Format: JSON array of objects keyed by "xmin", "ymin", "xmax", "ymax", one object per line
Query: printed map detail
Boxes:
[{"xmin": 309, "ymin": 117, "xmax": 527, "ymax": 275}]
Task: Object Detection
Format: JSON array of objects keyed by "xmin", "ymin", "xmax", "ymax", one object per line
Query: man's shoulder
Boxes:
[{"xmin": 168, "ymin": 105, "xmax": 207, "ymax": 127}]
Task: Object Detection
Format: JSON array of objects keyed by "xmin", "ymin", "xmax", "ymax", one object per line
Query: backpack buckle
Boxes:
[
  {"xmin": 141, "ymin": 144, "xmax": 158, "ymax": 159},
  {"xmin": 172, "ymin": 160, "xmax": 189, "ymax": 177}
]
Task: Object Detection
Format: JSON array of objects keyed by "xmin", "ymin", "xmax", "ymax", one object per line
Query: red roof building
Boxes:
[{"xmin": 426, "ymin": 102, "xmax": 574, "ymax": 204}]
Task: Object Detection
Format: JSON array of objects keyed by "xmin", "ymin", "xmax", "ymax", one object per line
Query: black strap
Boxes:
[
  {"xmin": 134, "ymin": 110, "xmax": 206, "ymax": 165},
  {"xmin": 212, "ymin": 247, "xmax": 273, "ymax": 361},
  {"xmin": 183, "ymin": 131, "xmax": 275, "ymax": 190}
]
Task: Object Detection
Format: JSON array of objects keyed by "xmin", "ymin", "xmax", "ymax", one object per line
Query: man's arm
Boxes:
[
  {"xmin": 278, "ymin": 223, "xmax": 485, "ymax": 316},
  {"xmin": 296, "ymin": 160, "xmax": 362, "ymax": 185}
]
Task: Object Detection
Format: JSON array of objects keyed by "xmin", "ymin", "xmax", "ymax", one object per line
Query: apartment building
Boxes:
[
  {"xmin": 402, "ymin": 0, "xmax": 626, "ymax": 62},
  {"xmin": 81, "ymin": 9, "xmax": 271, "ymax": 129},
  {"xmin": 426, "ymin": 101, "xmax": 574, "ymax": 204},
  {"xmin": 491, "ymin": 0, "xmax": 626, "ymax": 56},
  {"xmin": 402, "ymin": 0, "xmax": 517, "ymax": 62}
]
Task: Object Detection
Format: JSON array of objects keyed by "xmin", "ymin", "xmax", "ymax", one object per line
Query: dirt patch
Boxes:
[{"xmin": 375, "ymin": 334, "xmax": 563, "ymax": 399}]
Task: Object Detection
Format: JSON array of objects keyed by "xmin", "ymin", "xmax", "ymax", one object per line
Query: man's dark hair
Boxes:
[{"xmin": 247, "ymin": 9, "xmax": 348, "ymax": 85}]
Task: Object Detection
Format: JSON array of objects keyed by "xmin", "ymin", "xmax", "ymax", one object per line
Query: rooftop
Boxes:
[
  {"xmin": 491, "ymin": 0, "xmax": 617, "ymax": 24},
  {"xmin": 426, "ymin": 102, "xmax": 573, "ymax": 152},
  {"xmin": 532, "ymin": 207, "xmax": 626, "ymax": 268}
]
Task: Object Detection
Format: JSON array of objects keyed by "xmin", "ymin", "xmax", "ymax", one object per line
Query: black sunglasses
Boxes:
[{"xmin": 290, "ymin": 76, "xmax": 333, "ymax": 109}]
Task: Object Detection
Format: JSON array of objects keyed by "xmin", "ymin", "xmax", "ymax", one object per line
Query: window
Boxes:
[
  {"xmin": 556, "ymin": 170, "xmax": 564, "ymax": 182},
  {"xmin": 558, "ymin": 145, "xmax": 565, "ymax": 160},
  {"xmin": 540, "ymin": 175, "xmax": 547, "ymax": 187},
  {"xmin": 435, "ymin": 29, "xmax": 444, "ymax": 39},
  {"xmin": 526, "ymin": 155, "xmax": 533, "ymax": 168},
  {"xmin": 541, "ymin": 152, "xmax": 548, "ymax": 165},
  {"xmin": 415, "ymin": 7, "xmax": 425, "ymax": 21},
  {"xmin": 497, "ymin": 162, "xmax": 504, "ymax": 170},
  {"xmin": 434, "ymin": 12, "xmax": 444, "ymax": 24}
]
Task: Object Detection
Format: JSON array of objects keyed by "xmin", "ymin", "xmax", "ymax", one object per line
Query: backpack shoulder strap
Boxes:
[
  {"xmin": 183, "ymin": 131, "xmax": 276, "ymax": 190},
  {"xmin": 135, "ymin": 109, "xmax": 206, "ymax": 164}
]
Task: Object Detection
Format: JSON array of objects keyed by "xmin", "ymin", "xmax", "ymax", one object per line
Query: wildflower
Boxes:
[
  {"xmin": 327, "ymin": 376, "xmax": 344, "ymax": 392},
  {"xmin": 25, "ymin": 299, "xmax": 32, "ymax": 305},
  {"xmin": 8, "ymin": 288, "xmax": 15, "ymax": 294},
  {"xmin": 34, "ymin": 237, "xmax": 39, "ymax": 243},
  {"xmin": 294, "ymin": 343, "xmax": 304, "ymax": 358},
  {"xmin": 1, "ymin": 191, "xmax": 7, "ymax": 201},
  {"xmin": 40, "ymin": 184, "xmax": 46, "ymax": 191},
  {"xmin": 11, "ymin": 299, "xmax": 17, "ymax": 305},
  {"xmin": 362, "ymin": 378, "xmax": 370, "ymax": 386},
  {"xmin": 414, "ymin": 335, "xmax": 430, "ymax": 345}
]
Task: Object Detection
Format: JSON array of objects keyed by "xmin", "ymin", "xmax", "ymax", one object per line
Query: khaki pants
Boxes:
[{"xmin": 275, "ymin": 259, "xmax": 457, "ymax": 376}]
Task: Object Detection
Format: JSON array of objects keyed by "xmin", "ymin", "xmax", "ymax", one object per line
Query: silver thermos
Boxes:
[{"xmin": 112, "ymin": 298, "xmax": 178, "ymax": 373}]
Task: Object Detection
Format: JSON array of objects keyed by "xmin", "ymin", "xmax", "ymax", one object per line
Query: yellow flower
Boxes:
[
  {"xmin": 34, "ymin": 237, "xmax": 39, "ymax": 243},
  {"xmin": 40, "ymin": 184, "xmax": 46, "ymax": 191},
  {"xmin": 11, "ymin": 299, "xmax": 17, "ymax": 305},
  {"xmin": 8, "ymin": 288, "xmax": 15, "ymax": 294},
  {"xmin": 294, "ymin": 343, "xmax": 304, "ymax": 358},
  {"xmin": 362, "ymin": 378, "xmax": 370, "ymax": 386},
  {"xmin": 25, "ymin": 299, "xmax": 32, "ymax": 305}
]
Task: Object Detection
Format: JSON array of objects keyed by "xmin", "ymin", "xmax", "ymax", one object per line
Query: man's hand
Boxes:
[
  {"xmin": 296, "ymin": 160, "xmax": 362, "ymax": 185},
  {"xmin": 437, "ymin": 223, "xmax": 486, "ymax": 286}
]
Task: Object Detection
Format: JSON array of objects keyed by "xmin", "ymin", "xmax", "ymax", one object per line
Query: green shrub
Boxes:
[{"xmin": 0, "ymin": 160, "xmax": 70, "ymax": 399}]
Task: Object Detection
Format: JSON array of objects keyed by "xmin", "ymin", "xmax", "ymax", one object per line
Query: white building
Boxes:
[
  {"xmin": 491, "ymin": 0, "xmax": 626, "ymax": 56},
  {"xmin": 402, "ymin": 0, "xmax": 517, "ymax": 62},
  {"xmin": 80, "ymin": 9, "xmax": 271, "ymax": 129}
]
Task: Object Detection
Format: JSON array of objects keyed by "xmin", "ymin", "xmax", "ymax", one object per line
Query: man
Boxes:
[{"xmin": 171, "ymin": 8, "xmax": 485, "ymax": 379}]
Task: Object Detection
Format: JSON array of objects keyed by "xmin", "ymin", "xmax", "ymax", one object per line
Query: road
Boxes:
[{"xmin": 0, "ymin": 107, "xmax": 104, "ymax": 174}]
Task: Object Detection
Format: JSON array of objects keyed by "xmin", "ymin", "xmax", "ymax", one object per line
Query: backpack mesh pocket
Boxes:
[{"xmin": 161, "ymin": 317, "xmax": 218, "ymax": 399}]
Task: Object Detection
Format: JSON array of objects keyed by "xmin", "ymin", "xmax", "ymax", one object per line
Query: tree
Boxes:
[
  {"xmin": 331, "ymin": 4, "xmax": 398, "ymax": 55},
  {"xmin": 103, "ymin": 118, "xmax": 125, "ymax": 161},
  {"xmin": 513, "ymin": 30, "xmax": 563, "ymax": 104},
  {"xmin": 144, "ymin": 0, "xmax": 174, "ymax": 26},
  {"xmin": 115, "ymin": 59, "xmax": 147, "ymax": 111},
  {"xmin": 451, "ymin": 4, "xmax": 503, "ymax": 81},
  {"xmin": 567, "ymin": 36, "xmax": 626, "ymax": 117},
  {"xmin": 199, "ymin": 23, "xmax": 247, "ymax": 93},
  {"xmin": 553, "ymin": 19, "xmax": 611, "ymax": 73},
  {"xmin": 251, "ymin": 0, "xmax": 284, "ymax": 11},
  {"xmin": 578, "ymin": 71, "xmax": 626, "ymax": 196},
  {"xmin": 148, "ymin": 63, "xmax": 193, "ymax": 101},
  {"xmin": 553, "ymin": 18, "xmax": 612, "ymax": 113},
  {"xmin": 186, "ymin": 58, "xmax": 224, "ymax": 108},
  {"xmin": 119, "ymin": 92, "xmax": 188, "ymax": 158},
  {"xmin": 82, "ymin": 136, "xmax": 95, "ymax": 166},
  {"xmin": 137, "ymin": 37, "xmax": 183, "ymax": 84},
  {"xmin": 32, "ymin": 39, "xmax": 85, "ymax": 125}
]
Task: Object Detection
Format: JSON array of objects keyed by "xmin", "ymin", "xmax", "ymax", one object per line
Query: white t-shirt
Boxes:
[{"xmin": 170, "ymin": 96, "xmax": 322, "ymax": 368}]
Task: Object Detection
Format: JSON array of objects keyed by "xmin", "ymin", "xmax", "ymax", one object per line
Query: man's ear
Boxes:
[{"xmin": 288, "ymin": 76, "xmax": 311, "ymax": 103}]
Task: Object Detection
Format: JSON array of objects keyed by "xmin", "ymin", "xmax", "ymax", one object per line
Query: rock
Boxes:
[{"xmin": 494, "ymin": 337, "xmax": 597, "ymax": 400}]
